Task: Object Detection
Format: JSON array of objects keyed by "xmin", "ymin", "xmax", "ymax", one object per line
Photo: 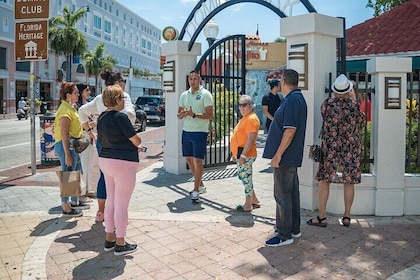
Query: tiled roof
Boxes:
[{"xmin": 346, "ymin": 0, "xmax": 420, "ymax": 57}]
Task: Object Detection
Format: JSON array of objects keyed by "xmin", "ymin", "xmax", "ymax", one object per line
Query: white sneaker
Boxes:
[
  {"xmin": 189, "ymin": 185, "xmax": 207, "ymax": 195},
  {"xmin": 292, "ymin": 232, "xmax": 302, "ymax": 238},
  {"xmin": 191, "ymin": 191, "xmax": 200, "ymax": 203}
]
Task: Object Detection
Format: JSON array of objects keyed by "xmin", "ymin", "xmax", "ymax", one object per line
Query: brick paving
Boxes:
[{"xmin": 0, "ymin": 125, "xmax": 419, "ymax": 279}]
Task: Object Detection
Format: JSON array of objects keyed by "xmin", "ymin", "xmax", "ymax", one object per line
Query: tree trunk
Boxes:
[{"xmin": 66, "ymin": 54, "xmax": 72, "ymax": 82}]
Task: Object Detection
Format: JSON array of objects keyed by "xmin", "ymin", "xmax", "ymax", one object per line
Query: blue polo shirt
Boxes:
[{"xmin": 263, "ymin": 89, "xmax": 307, "ymax": 167}]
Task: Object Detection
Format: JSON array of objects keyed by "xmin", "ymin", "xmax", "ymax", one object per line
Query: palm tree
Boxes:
[
  {"xmin": 49, "ymin": 6, "xmax": 88, "ymax": 82},
  {"xmin": 83, "ymin": 42, "xmax": 117, "ymax": 95}
]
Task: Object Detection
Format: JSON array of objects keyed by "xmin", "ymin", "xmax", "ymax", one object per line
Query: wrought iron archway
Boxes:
[{"xmin": 194, "ymin": 35, "xmax": 246, "ymax": 167}]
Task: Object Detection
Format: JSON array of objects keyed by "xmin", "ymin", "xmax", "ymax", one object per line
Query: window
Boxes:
[
  {"xmin": 99, "ymin": 0, "xmax": 102, "ymax": 8},
  {"xmin": 104, "ymin": 2, "xmax": 107, "ymax": 10},
  {"xmin": 104, "ymin": 21, "xmax": 111, "ymax": 33},
  {"xmin": 76, "ymin": 64, "xmax": 85, "ymax": 74},
  {"xmin": 141, "ymin": 39, "xmax": 146, "ymax": 48},
  {"xmin": 0, "ymin": 47, "xmax": 6, "ymax": 69},
  {"xmin": 16, "ymin": 62, "xmax": 30, "ymax": 72},
  {"xmin": 94, "ymin": 15, "xmax": 101, "ymax": 29},
  {"xmin": 116, "ymin": 10, "xmax": 119, "ymax": 17},
  {"xmin": 147, "ymin": 41, "xmax": 151, "ymax": 51},
  {"xmin": 2, "ymin": 17, "xmax": 8, "ymax": 32}
]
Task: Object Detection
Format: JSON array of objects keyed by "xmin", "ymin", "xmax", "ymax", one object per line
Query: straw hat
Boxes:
[{"xmin": 332, "ymin": 74, "xmax": 353, "ymax": 95}]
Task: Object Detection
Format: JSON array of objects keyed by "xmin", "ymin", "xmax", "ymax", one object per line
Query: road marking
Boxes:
[{"xmin": 0, "ymin": 141, "xmax": 40, "ymax": 150}]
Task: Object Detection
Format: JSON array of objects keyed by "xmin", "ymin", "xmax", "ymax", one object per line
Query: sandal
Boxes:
[
  {"xmin": 307, "ymin": 216, "xmax": 327, "ymax": 227},
  {"xmin": 252, "ymin": 203, "xmax": 261, "ymax": 209},
  {"xmin": 341, "ymin": 216, "xmax": 351, "ymax": 227},
  {"xmin": 235, "ymin": 205, "xmax": 252, "ymax": 212}
]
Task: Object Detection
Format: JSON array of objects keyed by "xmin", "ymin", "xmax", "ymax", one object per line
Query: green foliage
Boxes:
[
  {"xmin": 49, "ymin": 6, "xmax": 88, "ymax": 81},
  {"xmin": 361, "ymin": 122, "xmax": 371, "ymax": 173},
  {"xmin": 83, "ymin": 42, "xmax": 117, "ymax": 95},
  {"xmin": 406, "ymin": 99, "xmax": 420, "ymax": 173},
  {"xmin": 208, "ymin": 83, "xmax": 239, "ymax": 144},
  {"xmin": 366, "ymin": 0, "xmax": 410, "ymax": 16}
]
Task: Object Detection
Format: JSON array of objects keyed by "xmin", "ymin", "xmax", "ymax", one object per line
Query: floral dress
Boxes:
[{"xmin": 315, "ymin": 97, "xmax": 365, "ymax": 184}]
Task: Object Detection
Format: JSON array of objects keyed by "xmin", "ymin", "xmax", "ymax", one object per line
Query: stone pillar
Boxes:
[
  {"xmin": 281, "ymin": 13, "xmax": 343, "ymax": 210},
  {"xmin": 367, "ymin": 57, "xmax": 411, "ymax": 216},
  {"xmin": 161, "ymin": 41, "xmax": 201, "ymax": 174}
]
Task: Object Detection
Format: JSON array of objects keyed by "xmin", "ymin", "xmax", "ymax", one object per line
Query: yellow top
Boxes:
[{"xmin": 54, "ymin": 101, "xmax": 82, "ymax": 142}]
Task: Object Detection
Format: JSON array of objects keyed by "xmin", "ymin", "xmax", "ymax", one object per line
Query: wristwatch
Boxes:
[{"xmin": 192, "ymin": 113, "xmax": 196, "ymax": 118}]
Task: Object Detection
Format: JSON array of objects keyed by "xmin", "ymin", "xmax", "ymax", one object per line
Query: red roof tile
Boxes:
[{"xmin": 346, "ymin": 0, "xmax": 420, "ymax": 57}]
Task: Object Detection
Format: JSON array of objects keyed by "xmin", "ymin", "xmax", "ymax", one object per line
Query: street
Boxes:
[
  {"xmin": 0, "ymin": 116, "xmax": 40, "ymax": 171},
  {"xmin": 0, "ymin": 116, "xmax": 163, "ymax": 172}
]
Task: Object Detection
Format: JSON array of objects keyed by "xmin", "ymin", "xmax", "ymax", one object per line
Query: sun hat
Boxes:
[{"xmin": 332, "ymin": 74, "xmax": 353, "ymax": 94}]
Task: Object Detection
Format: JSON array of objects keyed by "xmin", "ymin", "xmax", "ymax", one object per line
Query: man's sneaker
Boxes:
[
  {"xmin": 189, "ymin": 185, "xmax": 207, "ymax": 195},
  {"xmin": 274, "ymin": 228, "xmax": 301, "ymax": 238},
  {"xmin": 104, "ymin": 240, "xmax": 116, "ymax": 252},
  {"xmin": 191, "ymin": 191, "xmax": 200, "ymax": 203},
  {"xmin": 265, "ymin": 236, "xmax": 294, "ymax": 247},
  {"xmin": 62, "ymin": 209, "xmax": 83, "ymax": 217},
  {"xmin": 114, "ymin": 243, "xmax": 138, "ymax": 256},
  {"xmin": 292, "ymin": 232, "xmax": 302, "ymax": 238},
  {"xmin": 70, "ymin": 202, "xmax": 90, "ymax": 210}
]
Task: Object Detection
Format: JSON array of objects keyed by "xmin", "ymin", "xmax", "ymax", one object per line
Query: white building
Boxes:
[{"xmin": 0, "ymin": 0, "xmax": 162, "ymax": 113}]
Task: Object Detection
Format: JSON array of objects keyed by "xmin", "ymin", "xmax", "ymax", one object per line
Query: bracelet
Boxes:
[
  {"xmin": 240, "ymin": 154, "xmax": 247, "ymax": 159},
  {"xmin": 87, "ymin": 128, "xmax": 93, "ymax": 133}
]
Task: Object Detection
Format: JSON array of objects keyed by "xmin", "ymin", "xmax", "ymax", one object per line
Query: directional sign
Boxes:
[
  {"xmin": 15, "ymin": 20, "xmax": 48, "ymax": 61},
  {"xmin": 15, "ymin": 0, "xmax": 49, "ymax": 20}
]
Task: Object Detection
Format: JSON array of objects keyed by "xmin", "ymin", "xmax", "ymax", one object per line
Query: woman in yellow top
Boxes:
[
  {"xmin": 230, "ymin": 95, "xmax": 261, "ymax": 212},
  {"xmin": 54, "ymin": 82, "xmax": 89, "ymax": 217}
]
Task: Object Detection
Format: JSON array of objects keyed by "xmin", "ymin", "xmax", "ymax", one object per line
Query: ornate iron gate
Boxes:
[{"xmin": 194, "ymin": 34, "xmax": 246, "ymax": 167}]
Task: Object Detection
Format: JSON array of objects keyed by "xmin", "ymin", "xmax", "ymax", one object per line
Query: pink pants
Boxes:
[{"xmin": 98, "ymin": 157, "xmax": 138, "ymax": 238}]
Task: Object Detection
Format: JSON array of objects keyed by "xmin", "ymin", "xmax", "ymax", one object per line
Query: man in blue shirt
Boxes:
[{"xmin": 263, "ymin": 69, "xmax": 307, "ymax": 246}]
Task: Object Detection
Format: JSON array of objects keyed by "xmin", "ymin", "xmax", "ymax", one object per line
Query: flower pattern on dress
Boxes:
[
  {"xmin": 237, "ymin": 157, "xmax": 256, "ymax": 196},
  {"xmin": 315, "ymin": 97, "xmax": 365, "ymax": 184}
]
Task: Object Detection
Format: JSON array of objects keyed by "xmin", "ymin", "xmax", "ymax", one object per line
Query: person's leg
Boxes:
[
  {"xmin": 236, "ymin": 158, "xmax": 255, "ymax": 210},
  {"xmin": 96, "ymin": 141, "xmax": 106, "ymax": 221},
  {"xmin": 307, "ymin": 180, "xmax": 330, "ymax": 225},
  {"xmin": 191, "ymin": 132, "xmax": 207, "ymax": 191},
  {"xmin": 343, "ymin": 184, "xmax": 355, "ymax": 218},
  {"xmin": 273, "ymin": 165, "xmax": 294, "ymax": 240},
  {"xmin": 291, "ymin": 170, "xmax": 301, "ymax": 235},
  {"xmin": 54, "ymin": 141, "xmax": 70, "ymax": 211},
  {"xmin": 98, "ymin": 158, "xmax": 115, "ymax": 238},
  {"xmin": 113, "ymin": 160, "xmax": 138, "ymax": 246}
]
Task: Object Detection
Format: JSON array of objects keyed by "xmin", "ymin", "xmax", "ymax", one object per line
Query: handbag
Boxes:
[
  {"xmin": 237, "ymin": 146, "xmax": 244, "ymax": 158},
  {"xmin": 309, "ymin": 144, "xmax": 322, "ymax": 162},
  {"xmin": 72, "ymin": 135, "xmax": 90, "ymax": 153},
  {"xmin": 56, "ymin": 170, "xmax": 81, "ymax": 197}
]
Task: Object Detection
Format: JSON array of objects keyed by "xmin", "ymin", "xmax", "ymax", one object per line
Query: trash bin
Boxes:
[
  {"xmin": 40, "ymin": 113, "xmax": 59, "ymax": 165},
  {"xmin": 40, "ymin": 101, "xmax": 47, "ymax": 114}
]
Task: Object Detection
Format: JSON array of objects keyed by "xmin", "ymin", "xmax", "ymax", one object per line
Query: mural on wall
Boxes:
[{"xmin": 246, "ymin": 70, "xmax": 270, "ymax": 105}]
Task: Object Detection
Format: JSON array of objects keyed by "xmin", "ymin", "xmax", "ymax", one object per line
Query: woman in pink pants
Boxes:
[{"xmin": 97, "ymin": 85, "xmax": 142, "ymax": 256}]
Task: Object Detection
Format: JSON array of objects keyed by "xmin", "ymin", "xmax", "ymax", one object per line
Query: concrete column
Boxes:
[
  {"xmin": 367, "ymin": 57, "xmax": 411, "ymax": 216},
  {"xmin": 161, "ymin": 41, "xmax": 201, "ymax": 174},
  {"xmin": 281, "ymin": 13, "xmax": 343, "ymax": 210}
]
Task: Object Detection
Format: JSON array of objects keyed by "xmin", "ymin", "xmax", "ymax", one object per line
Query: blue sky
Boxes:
[{"xmin": 118, "ymin": 0, "xmax": 374, "ymax": 47}]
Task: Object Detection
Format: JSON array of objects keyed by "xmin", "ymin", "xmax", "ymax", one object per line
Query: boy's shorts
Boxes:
[{"xmin": 182, "ymin": 131, "xmax": 208, "ymax": 159}]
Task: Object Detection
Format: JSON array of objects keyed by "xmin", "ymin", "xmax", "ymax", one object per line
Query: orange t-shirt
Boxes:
[{"xmin": 230, "ymin": 112, "xmax": 260, "ymax": 158}]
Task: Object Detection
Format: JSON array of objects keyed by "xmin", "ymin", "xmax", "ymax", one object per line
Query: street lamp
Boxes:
[
  {"xmin": 203, "ymin": 19, "xmax": 219, "ymax": 47},
  {"xmin": 73, "ymin": 5, "xmax": 90, "ymax": 13}
]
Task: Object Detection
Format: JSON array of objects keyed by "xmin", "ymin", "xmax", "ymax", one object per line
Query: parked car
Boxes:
[
  {"xmin": 135, "ymin": 95, "xmax": 165, "ymax": 124},
  {"xmin": 134, "ymin": 108, "xmax": 147, "ymax": 132}
]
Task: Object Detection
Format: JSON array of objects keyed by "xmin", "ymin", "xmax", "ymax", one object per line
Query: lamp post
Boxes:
[{"xmin": 203, "ymin": 19, "xmax": 219, "ymax": 47}]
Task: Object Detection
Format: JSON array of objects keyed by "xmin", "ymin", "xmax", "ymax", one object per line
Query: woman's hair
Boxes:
[
  {"xmin": 102, "ymin": 85, "xmax": 124, "ymax": 107},
  {"xmin": 239, "ymin": 95, "xmax": 255, "ymax": 110},
  {"xmin": 76, "ymin": 84, "xmax": 88, "ymax": 106},
  {"xmin": 60, "ymin": 82, "xmax": 76, "ymax": 100},
  {"xmin": 100, "ymin": 70, "xmax": 123, "ymax": 86}
]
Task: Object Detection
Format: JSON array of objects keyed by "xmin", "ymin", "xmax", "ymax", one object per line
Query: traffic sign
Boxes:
[
  {"xmin": 15, "ymin": 20, "xmax": 48, "ymax": 61},
  {"xmin": 15, "ymin": 0, "xmax": 49, "ymax": 20}
]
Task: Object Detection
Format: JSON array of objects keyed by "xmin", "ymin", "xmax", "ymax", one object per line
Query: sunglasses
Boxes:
[
  {"xmin": 238, "ymin": 103, "xmax": 249, "ymax": 108},
  {"xmin": 120, "ymin": 79, "xmax": 127, "ymax": 83}
]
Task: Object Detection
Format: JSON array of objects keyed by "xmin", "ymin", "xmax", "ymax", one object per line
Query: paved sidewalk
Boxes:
[{"xmin": 1, "ymin": 128, "xmax": 419, "ymax": 279}]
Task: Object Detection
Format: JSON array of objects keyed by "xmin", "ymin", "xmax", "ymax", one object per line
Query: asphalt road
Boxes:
[{"xmin": 0, "ymin": 115, "xmax": 163, "ymax": 172}]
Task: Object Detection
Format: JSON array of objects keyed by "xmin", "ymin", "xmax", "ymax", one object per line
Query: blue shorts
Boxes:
[{"xmin": 182, "ymin": 131, "xmax": 208, "ymax": 159}]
